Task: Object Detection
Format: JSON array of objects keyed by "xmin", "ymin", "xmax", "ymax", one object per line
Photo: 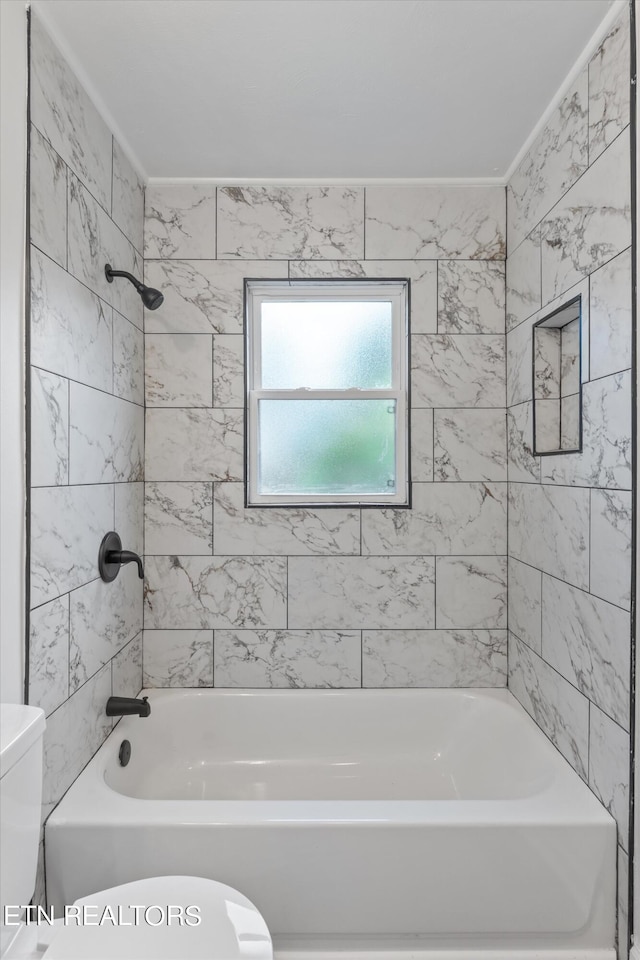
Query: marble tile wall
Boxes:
[
  {"xmin": 28, "ymin": 14, "xmax": 144, "ymax": 903},
  {"xmin": 143, "ymin": 185, "xmax": 508, "ymax": 692},
  {"xmin": 505, "ymin": 9, "xmax": 632, "ymax": 953}
]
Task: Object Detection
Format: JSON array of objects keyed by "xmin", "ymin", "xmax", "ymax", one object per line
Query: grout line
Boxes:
[
  {"xmin": 587, "ymin": 700, "xmax": 592, "ymax": 785},
  {"xmin": 64, "ymin": 163, "xmax": 69, "ymax": 271},
  {"xmin": 110, "ymin": 135, "xmax": 114, "ymax": 218},
  {"xmin": 66, "ymin": 593, "xmax": 71, "ymax": 701},
  {"xmin": 362, "ymin": 187, "xmax": 366, "ymax": 260},
  {"xmin": 285, "ymin": 557, "xmax": 289, "ymax": 630}
]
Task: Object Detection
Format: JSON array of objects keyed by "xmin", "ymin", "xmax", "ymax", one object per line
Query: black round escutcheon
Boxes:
[
  {"xmin": 119, "ymin": 740, "xmax": 132, "ymax": 767},
  {"xmin": 99, "ymin": 531, "xmax": 123, "ymax": 583}
]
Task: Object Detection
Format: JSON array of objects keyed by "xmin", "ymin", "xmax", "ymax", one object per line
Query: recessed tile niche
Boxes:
[{"xmin": 532, "ymin": 295, "xmax": 582, "ymax": 455}]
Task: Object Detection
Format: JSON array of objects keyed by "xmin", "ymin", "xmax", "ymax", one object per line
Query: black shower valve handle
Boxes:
[
  {"xmin": 113, "ymin": 549, "xmax": 144, "ymax": 579},
  {"xmin": 99, "ymin": 532, "xmax": 144, "ymax": 582}
]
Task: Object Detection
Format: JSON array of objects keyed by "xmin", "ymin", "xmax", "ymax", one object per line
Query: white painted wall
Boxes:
[{"xmin": 0, "ymin": 0, "xmax": 28, "ymax": 705}]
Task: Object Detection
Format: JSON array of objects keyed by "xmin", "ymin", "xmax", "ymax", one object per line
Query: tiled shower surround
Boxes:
[
  {"xmin": 505, "ymin": 8, "xmax": 632, "ymax": 951},
  {"xmin": 27, "ymin": 13, "xmax": 144, "ymax": 901},
  {"xmin": 142, "ymin": 187, "xmax": 508, "ymax": 689},
  {"xmin": 26, "ymin": 6, "xmax": 633, "ymax": 949}
]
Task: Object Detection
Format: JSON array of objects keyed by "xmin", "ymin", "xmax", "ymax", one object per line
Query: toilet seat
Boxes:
[{"xmin": 41, "ymin": 876, "xmax": 272, "ymax": 959}]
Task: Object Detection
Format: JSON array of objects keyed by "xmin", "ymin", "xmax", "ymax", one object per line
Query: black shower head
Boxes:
[
  {"xmin": 105, "ymin": 264, "xmax": 164, "ymax": 311},
  {"xmin": 140, "ymin": 286, "xmax": 164, "ymax": 311}
]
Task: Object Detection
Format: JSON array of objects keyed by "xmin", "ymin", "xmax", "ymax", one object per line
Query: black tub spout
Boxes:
[{"xmin": 106, "ymin": 696, "xmax": 151, "ymax": 718}]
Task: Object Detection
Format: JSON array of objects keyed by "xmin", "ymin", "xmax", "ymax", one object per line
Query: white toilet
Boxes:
[{"xmin": 0, "ymin": 704, "xmax": 273, "ymax": 960}]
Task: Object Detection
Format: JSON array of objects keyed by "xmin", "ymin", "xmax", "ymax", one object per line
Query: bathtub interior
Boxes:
[{"xmin": 104, "ymin": 689, "xmax": 555, "ymax": 802}]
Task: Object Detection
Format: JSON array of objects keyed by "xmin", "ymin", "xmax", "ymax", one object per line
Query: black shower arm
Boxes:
[{"xmin": 105, "ymin": 264, "xmax": 143, "ymax": 291}]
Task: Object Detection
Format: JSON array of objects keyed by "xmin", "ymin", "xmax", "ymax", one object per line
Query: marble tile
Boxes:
[
  {"xmin": 362, "ymin": 482, "xmax": 507, "ymax": 556},
  {"xmin": 506, "ymin": 228, "xmax": 541, "ymax": 332},
  {"xmin": 508, "ymin": 632, "xmax": 589, "ymax": 779},
  {"xmin": 69, "ymin": 567, "xmax": 143, "ymax": 692},
  {"xmin": 589, "ymin": 248, "xmax": 632, "ymax": 381},
  {"xmin": 508, "ymin": 483, "xmax": 589, "ymax": 589},
  {"xmin": 560, "ymin": 320, "xmax": 580, "ymax": 397},
  {"xmin": 363, "ymin": 630, "xmax": 507, "ymax": 687},
  {"xmin": 29, "ymin": 596, "xmax": 69, "ymax": 716},
  {"xmin": 30, "ymin": 124, "xmax": 67, "ymax": 268},
  {"xmin": 289, "ymin": 260, "xmax": 437, "ymax": 333},
  {"xmin": 31, "ymin": 484, "xmax": 113, "ymax": 607},
  {"xmin": 145, "ymin": 482, "xmax": 213, "ymax": 555},
  {"xmin": 144, "ymin": 184, "xmax": 216, "ymax": 259},
  {"xmin": 590, "ymin": 489, "xmax": 632, "ymax": 610},
  {"xmin": 145, "ymin": 334, "xmax": 213, "ymax": 407},
  {"xmin": 214, "ymin": 630, "xmax": 361, "ymax": 688},
  {"xmin": 115, "ymin": 482, "xmax": 144, "ymax": 557},
  {"xmin": 541, "ymin": 575, "xmax": 630, "ymax": 728},
  {"xmin": 533, "ymin": 327, "xmax": 560, "ymax": 399},
  {"xmin": 144, "ymin": 260, "xmax": 284, "ymax": 335},
  {"xmin": 589, "ymin": 10, "xmax": 630, "ymax": 164},
  {"xmin": 143, "ymin": 630, "xmax": 213, "ymax": 687},
  {"xmin": 365, "ymin": 186, "xmax": 505, "ymax": 260},
  {"xmin": 31, "ymin": 247, "xmax": 113, "ymax": 392},
  {"xmin": 508, "ymin": 69, "xmax": 588, "ymax": 252},
  {"xmin": 213, "ymin": 335, "xmax": 244, "ymax": 408},
  {"xmin": 618, "ymin": 846, "xmax": 629, "ymax": 960},
  {"xmin": 214, "ymin": 482, "xmax": 360, "ymax": 556},
  {"xmin": 437, "ymin": 260, "xmax": 505, "ymax": 334},
  {"xmin": 69, "ymin": 382, "xmax": 144, "ymax": 483},
  {"xmin": 506, "ymin": 315, "xmax": 534, "ymax": 407},
  {"xmin": 31, "ymin": 14, "xmax": 112, "ymax": 212},
  {"xmin": 145, "ymin": 408, "xmax": 244, "ymax": 482},
  {"xmin": 534, "ymin": 398, "xmax": 561, "ymax": 454},
  {"xmin": 411, "ymin": 335, "xmax": 505, "ymax": 408},
  {"xmin": 217, "ymin": 186, "xmax": 364, "ymax": 259},
  {"xmin": 111, "ymin": 140, "xmax": 144, "ymax": 254},
  {"xmin": 144, "ymin": 556, "xmax": 287, "ymax": 630},
  {"xmin": 540, "ymin": 370, "xmax": 631, "ymax": 490},
  {"xmin": 435, "ymin": 556, "xmax": 506, "ymax": 629},
  {"xmin": 560, "ymin": 394, "xmax": 580, "ymax": 450},
  {"xmin": 288, "ymin": 556, "xmax": 435, "ymax": 630},
  {"xmin": 411, "ymin": 409, "xmax": 434, "ymax": 481},
  {"xmin": 113, "ymin": 311, "xmax": 144, "ymax": 405},
  {"xmin": 434, "ymin": 409, "xmax": 506, "ymax": 482},
  {"xmin": 42, "ymin": 663, "xmax": 112, "ymax": 819},
  {"xmin": 31, "ymin": 368, "xmax": 69, "ymax": 487},
  {"xmin": 541, "ymin": 129, "xmax": 631, "ymax": 303},
  {"xmin": 507, "ymin": 402, "xmax": 540, "ymax": 483},
  {"xmin": 112, "ymin": 632, "xmax": 143, "ymax": 699},
  {"xmin": 589, "ymin": 704, "xmax": 629, "ymax": 849},
  {"xmin": 508, "ymin": 558, "xmax": 542, "ymax": 654},
  {"xmin": 68, "ymin": 173, "xmax": 143, "ymax": 328},
  {"xmin": 436, "ymin": 555, "xmax": 507, "ymax": 631}
]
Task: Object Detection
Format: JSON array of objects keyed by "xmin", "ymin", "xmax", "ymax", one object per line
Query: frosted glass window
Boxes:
[
  {"xmin": 246, "ymin": 279, "xmax": 409, "ymax": 506},
  {"xmin": 259, "ymin": 400, "xmax": 397, "ymax": 496},
  {"xmin": 261, "ymin": 301, "xmax": 393, "ymax": 389}
]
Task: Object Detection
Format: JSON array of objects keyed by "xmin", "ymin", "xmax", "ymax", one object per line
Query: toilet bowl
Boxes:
[{"xmin": 0, "ymin": 704, "xmax": 273, "ymax": 960}]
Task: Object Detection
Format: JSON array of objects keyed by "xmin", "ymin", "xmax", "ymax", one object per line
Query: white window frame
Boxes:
[{"xmin": 245, "ymin": 278, "xmax": 410, "ymax": 507}]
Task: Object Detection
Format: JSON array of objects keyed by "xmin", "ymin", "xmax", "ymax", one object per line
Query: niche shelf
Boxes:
[{"xmin": 532, "ymin": 294, "xmax": 582, "ymax": 456}]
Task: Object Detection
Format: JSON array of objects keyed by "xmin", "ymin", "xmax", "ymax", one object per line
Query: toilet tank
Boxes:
[{"xmin": 0, "ymin": 705, "xmax": 46, "ymax": 912}]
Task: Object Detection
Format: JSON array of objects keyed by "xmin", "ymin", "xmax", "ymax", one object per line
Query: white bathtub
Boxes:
[{"xmin": 46, "ymin": 688, "xmax": 615, "ymax": 957}]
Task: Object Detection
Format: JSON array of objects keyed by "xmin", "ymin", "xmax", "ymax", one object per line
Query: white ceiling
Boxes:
[{"xmin": 33, "ymin": 0, "xmax": 615, "ymax": 181}]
